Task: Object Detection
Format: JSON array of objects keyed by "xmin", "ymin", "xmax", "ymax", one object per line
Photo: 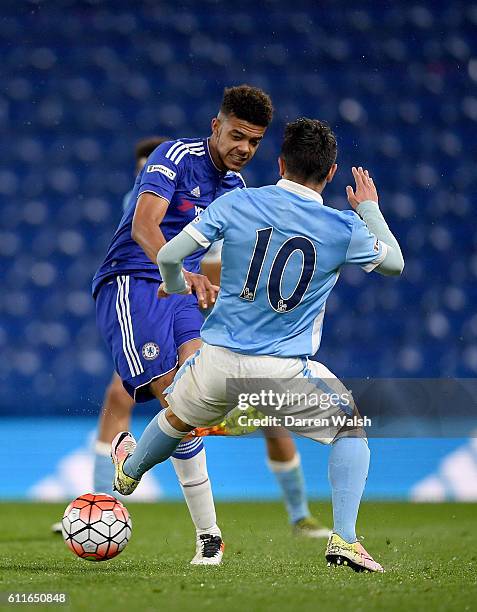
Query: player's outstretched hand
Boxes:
[
  {"xmin": 346, "ymin": 166, "xmax": 379, "ymax": 210},
  {"xmin": 183, "ymin": 271, "xmax": 220, "ymax": 308}
]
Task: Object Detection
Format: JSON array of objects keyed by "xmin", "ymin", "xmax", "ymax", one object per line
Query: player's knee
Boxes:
[
  {"xmin": 332, "ymin": 400, "xmax": 367, "ymax": 442},
  {"xmin": 149, "ymin": 370, "xmax": 176, "ymax": 399},
  {"xmin": 166, "ymin": 408, "xmax": 194, "ymax": 432},
  {"xmin": 178, "ymin": 339, "xmax": 202, "ymax": 366},
  {"xmin": 333, "ymin": 425, "xmax": 367, "ymax": 443}
]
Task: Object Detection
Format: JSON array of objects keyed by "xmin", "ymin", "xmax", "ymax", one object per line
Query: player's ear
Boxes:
[
  {"xmin": 278, "ymin": 156, "xmax": 285, "ymax": 177},
  {"xmin": 326, "ymin": 164, "xmax": 338, "ymax": 183},
  {"xmin": 211, "ymin": 117, "xmax": 219, "ymax": 134}
]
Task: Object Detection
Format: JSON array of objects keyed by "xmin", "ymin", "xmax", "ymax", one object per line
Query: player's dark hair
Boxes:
[
  {"xmin": 281, "ymin": 118, "xmax": 337, "ymax": 184},
  {"xmin": 220, "ymin": 85, "xmax": 273, "ymax": 127},
  {"xmin": 135, "ymin": 136, "xmax": 169, "ymax": 160}
]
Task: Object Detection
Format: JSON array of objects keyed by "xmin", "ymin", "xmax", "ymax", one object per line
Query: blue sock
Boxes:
[
  {"xmin": 328, "ymin": 437, "xmax": 370, "ymax": 543},
  {"xmin": 123, "ymin": 410, "xmax": 185, "ymax": 480},
  {"xmin": 93, "ymin": 441, "xmax": 114, "ymax": 494},
  {"xmin": 268, "ymin": 454, "xmax": 310, "ymax": 524}
]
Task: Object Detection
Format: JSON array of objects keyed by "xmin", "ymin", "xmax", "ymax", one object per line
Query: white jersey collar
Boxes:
[{"xmin": 276, "ymin": 178, "xmax": 323, "ymax": 204}]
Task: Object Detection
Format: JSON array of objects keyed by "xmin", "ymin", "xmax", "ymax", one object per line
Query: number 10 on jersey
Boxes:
[{"xmin": 239, "ymin": 227, "xmax": 316, "ymax": 313}]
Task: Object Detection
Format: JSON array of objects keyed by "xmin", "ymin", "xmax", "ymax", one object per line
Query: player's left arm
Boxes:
[
  {"xmin": 157, "ymin": 191, "xmax": 235, "ymax": 305},
  {"xmin": 346, "ymin": 166, "xmax": 404, "ymax": 276}
]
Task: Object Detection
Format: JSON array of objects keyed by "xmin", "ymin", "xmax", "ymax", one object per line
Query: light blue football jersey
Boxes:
[{"xmin": 183, "ymin": 179, "xmax": 387, "ymax": 358}]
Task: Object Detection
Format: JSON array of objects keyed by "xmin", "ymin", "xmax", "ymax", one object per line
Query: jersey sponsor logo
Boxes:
[
  {"xmin": 373, "ymin": 238, "xmax": 380, "ymax": 252},
  {"xmin": 190, "ymin": 205, "xmax": 205, "ymax": 224},
  {"xmin": 177, "ymin": 200, "xmax": 205, "ymax": 217},
  {"xmin": 191, "ymin": 186, "xmax": 201, "ymax": 197},
  {"xmin": 146, "ymin": 164, "xmax": 177, "ymax": 180},
  {"xmin": 177, "ymin": 199, "xmax": 195, "ymax": 212},
  {"xmin": 142, "ymin": 342, "xmax": 160, "ymax": 360}
]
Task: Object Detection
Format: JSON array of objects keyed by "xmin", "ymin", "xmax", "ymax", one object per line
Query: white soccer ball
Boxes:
[{"xmin": 61, "ymin": 493, "xmax": 132, "ymax": 561}]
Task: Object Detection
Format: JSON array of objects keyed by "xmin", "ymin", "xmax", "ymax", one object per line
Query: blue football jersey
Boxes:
[
  {"xmin": 92, "ymin": 138, "xmax": 245, "ymax": 296},
  {"xmin": 183, "ymin": 179, "xmax": 388, "ymax": 358}
]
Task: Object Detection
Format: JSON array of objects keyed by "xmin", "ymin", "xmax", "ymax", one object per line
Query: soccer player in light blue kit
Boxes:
[{"xmin": 112, "ymin": 118, "xmax": 404, "ymax": 572}]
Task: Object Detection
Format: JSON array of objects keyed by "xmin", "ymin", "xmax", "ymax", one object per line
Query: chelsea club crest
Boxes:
[{"xmin": 142, "ymin": 342, "xmax": 160, "ymax": 360}]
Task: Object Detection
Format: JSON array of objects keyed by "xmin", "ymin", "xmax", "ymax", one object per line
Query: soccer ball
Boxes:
[{"xmin": 61, "ymin": 493, "xmax": 132, "ymax": 561}]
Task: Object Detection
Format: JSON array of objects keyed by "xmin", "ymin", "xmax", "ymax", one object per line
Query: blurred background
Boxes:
[{"xmin": 1, "ymin": 0, "xmax": 476, "ymax": 501}]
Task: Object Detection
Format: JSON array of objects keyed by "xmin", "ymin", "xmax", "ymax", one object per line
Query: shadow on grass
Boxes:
[
  {"xmin": 0, "ymin": 535, "xmax": 54, "ymax": 544},
  {"xmin": 0, "ymin": 557, "xmax": 192, "ymax": 577}
]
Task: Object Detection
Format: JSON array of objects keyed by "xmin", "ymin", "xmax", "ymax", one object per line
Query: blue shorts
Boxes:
[{"xmin": 95, "ymin": 275, "xmax": 204, "ymax": 403}]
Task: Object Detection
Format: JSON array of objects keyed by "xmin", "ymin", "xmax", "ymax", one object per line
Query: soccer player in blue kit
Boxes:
[
  {"xmin": 92, "ymin": 136, "xmax": 168, "ymax": 485},
  {"xmin": 111, "ymin": 118, "xmax": 404, "ymax": 571},
  {"xmin": 93, "ymin": 86, "xmax": 273, "ymax": 564}
]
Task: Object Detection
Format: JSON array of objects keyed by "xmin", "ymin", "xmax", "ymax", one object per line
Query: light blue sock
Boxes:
[
  {"xmin": 123, "ymin": 411, "xmax": 185, "ymax": 480},
  {"xmin": 328, "ymin": 437, "xmax": 370, "ymax": 543},
  {"xmin": 93, "ymin": 441, "xmax": 114, "ymax": 494},
  {"xmin": 268, "ymin": 454, "xmax": 310, "ymax": 524}
]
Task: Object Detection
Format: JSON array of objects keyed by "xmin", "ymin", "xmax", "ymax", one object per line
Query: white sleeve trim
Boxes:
[
  {"xmin": 137, "ymin": 189, "xmax": 171, "ymax": 204},
  {"xmin": 183, "ymin": 224, "xmax": 211, "ymax": 248},
  {"xmin": 361, "ymin": 241, "xmax": 389, "ymax": 273}
]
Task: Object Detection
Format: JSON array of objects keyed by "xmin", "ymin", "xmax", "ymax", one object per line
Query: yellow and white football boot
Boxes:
[
  {"xmin": 325, "ymin": 533, "xmax": 384, "ymax": 573},
  {"xmin": 111, "ymin": 431, "xmax": 140, "ymax": 496}
]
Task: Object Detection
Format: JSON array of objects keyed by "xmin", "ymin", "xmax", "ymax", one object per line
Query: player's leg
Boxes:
[
  {"xmin": 168, "ymin": 304, "xmax": 223, "ymax": 562},
  {"xmin": 95, "ymin": 274, "xmax": 181, "ymax": 481},
  {"xmin": 171, "ymin": 340, "xmax": 221, "ymax": 540},
  {"xmin": 325, "ymin": 430, "xmax": 377, "ymax": 571},
  {"xmin": 263, "ymin": 427, "xmax": 330, "ymax": 538},
  {"xmin": 274, "ymin": 359, "xmax": 383, "ymax": 572},
  {"xmin": 93, "ymin": 372, "xmax": 135, "ymax": 493},
  {"xmin": 149, "ymin": 339, "xmax": 222, "ymax": 545},
  {"xmin": 114, "ymin": 343, "xmax": 231, "ymax": 488},
  {"xmin": 264, "ymin": 431, "xmax": 311, "ymax": 527},
  {"xmin": 91, "ymin": 276, "xmax": 179, "ymax": 496},
  {"xmin": 113, "ymin": 342, "xmax": 229, "ymax": 564}
]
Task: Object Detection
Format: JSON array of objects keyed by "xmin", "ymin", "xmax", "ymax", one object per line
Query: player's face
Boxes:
[{"xmin": 211, "ymin": 114, "xmax": 266, "ymax": 172}]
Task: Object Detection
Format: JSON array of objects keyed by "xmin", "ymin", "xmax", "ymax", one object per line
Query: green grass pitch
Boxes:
[{"xmin": 1, "ymin": 501, "xmax": 476, "ymax": 611}]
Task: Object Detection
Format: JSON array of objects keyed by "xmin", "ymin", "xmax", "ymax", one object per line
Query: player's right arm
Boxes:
[
  {"xmin": 131, "ymin": 192, "xmax": 169, "ymax": 263},
  {"xmin": 131, "ymin": 141, "xmax": 217, "ymax": 302}
]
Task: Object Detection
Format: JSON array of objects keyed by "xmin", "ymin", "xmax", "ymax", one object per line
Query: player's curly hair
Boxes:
[
  {"xmin": 220, "ymin": 85, "xmax": 273, "ymax": 127},
  {"xmin": 135, "ymin": 136, "xmax": 170, "ymax": 160},
  {"xmin": 281, "ymin": 118, "xmax": 337, "ymax": 183}
]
